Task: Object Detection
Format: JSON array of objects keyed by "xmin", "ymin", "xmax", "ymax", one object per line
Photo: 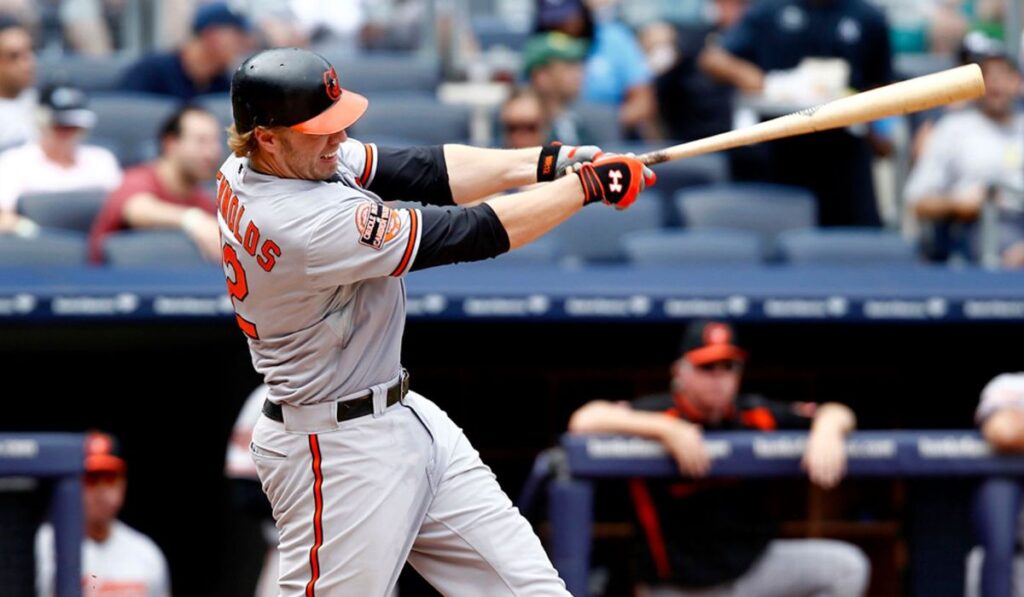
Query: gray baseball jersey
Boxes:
[{"xmin": 216, "ymin": 139, "xmax": 420, "ymax": 406}]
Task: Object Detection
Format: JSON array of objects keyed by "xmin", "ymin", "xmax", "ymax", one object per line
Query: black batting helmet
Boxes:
[{"xmin": 231, "ymin": 47, "xmax": 368, "ymax": 135}]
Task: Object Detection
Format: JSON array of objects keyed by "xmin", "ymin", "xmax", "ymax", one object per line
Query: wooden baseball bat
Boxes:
[{"xmin": 639, "ymin": 63, "xmax": 985, "ymax": 166}]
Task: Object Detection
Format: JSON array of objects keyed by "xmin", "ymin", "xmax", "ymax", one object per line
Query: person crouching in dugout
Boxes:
[{"xmin": 569, "ymin": 319, "xmax": 870, "ymax": 596}]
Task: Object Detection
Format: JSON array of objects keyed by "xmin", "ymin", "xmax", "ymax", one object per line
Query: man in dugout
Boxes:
[{"xmin": 569, "ymin": 319, "xmax": 869, "ymax": 596}]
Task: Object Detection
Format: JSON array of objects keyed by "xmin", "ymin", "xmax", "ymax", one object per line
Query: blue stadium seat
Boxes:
[
  {"xmin": 103, "ymin": 230, "xmax": 205, "ymax": 266},
  {"xmin": 196, "ymin": 93, "xmax": 233, "ymax": 130},
  {"xmin": 572, "ymin": 102, "xmax": 623, "ymax": 145},
  {"xmin": 776, "ymin": 227, "xmax": 920, "ymax": 265},
  {"xmin": 357, "ymin": 135, "xmax": 423, "ymax": 148},
  {"xmin": 472, "ymin": 15, "xmax": 531, "ymax": 51},
  {"xmin": 17, "ymin": 189, "xmax": 107, "ymax": 233},
  {"xmin": 349, "ymin": 96, "xmax": 471, "ymax": 145},
  {"xmin": 311, "ymin": 49, "xmax": 440, "ymax": 95},
  {"xmin": 894, "ymin": 53, "xmax": 956, "ymax": 80},
  {"xmin": 549, "ymin": 197, "xmax": 662, "ymax": 263},
  {"xmin": 493, "ymin": 236, "xmax": 560, "ymax": 264},
  {"xmin": 622, "ymin": 229, "xmax": 763, "ymax": 265},
  {"xmin": 459, "ymin": 236, "xmax": 562, "ymax": 271},
  {"xmin": 35, "ymin": 53, "xmax": 134, "ymax": 93},
  {"xmin": 87, "ymin": 93, "xmax": 179, "ymax": 167},
  {"xmin": 675, "ymin": 183, "xmax": 816, "ymax": 257},
  {"xmin": 0, "ymin": 230, "xmax": 88, "ymax": 266}
]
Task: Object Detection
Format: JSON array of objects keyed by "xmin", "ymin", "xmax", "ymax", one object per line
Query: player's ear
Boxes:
[{"xmin": 252, "ymin": 127, "xmax": 278, "ymax": 153}]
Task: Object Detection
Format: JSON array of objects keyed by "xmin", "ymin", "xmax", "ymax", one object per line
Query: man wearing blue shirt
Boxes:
[
  {"xmin": 535, "ymin": 0, "xmax": 659, "ymax": 140},
  {"xmin": 701, "ymin": 0, "xmax": 893, "ymax": 227},
  {"xmin": 119, "ymin": 3, "xmax": 251, "ymax": 100}
]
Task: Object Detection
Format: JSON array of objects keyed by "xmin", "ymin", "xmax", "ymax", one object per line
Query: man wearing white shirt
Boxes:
[
  {"xmin": 0, "ymin": 16, "xmax": 36, "ymax": 151},
  {"xmin": 0, "ymin": 85, "xmax": 121, "ymax": 233},
  {"xmin": 36, "ymin": 432, "xmax": 170, "ymax": 597},
  {"xmin": 903, "ymin": 44, "xmax": 1024, "ymax": 266}
]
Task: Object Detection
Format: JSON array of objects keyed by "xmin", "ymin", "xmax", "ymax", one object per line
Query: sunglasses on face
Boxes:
[
  {"xmin": 695, "ymin": 360, "xmax": 743, "ymax": 373},
  {"xmin": 503, "ymin": 121, "xmax": 541, "ymax": 134}
]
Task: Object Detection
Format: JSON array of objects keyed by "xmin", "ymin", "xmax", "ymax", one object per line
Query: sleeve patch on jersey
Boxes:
[{"xmin": 355, "ymin": 201, "xmax": 401, "ymax": 250}]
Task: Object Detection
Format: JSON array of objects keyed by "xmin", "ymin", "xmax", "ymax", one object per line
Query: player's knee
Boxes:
[{"xmin": 821, "ymin": 541, "xmax": 871, "ymax": 597}]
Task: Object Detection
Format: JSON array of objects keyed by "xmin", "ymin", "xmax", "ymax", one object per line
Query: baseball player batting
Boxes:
[{"xmin": 219, "ymin": 47, "xmax": 654, "ymax": 596}]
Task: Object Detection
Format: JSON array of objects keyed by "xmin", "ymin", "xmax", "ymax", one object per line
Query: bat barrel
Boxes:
[{"xmin": 639, "ymin": 63, "xmax": 985, "ymax": 167}]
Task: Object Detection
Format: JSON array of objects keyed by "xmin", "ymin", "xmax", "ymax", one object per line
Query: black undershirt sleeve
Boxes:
[
  {"xmin": 369, "ymin": 145, "xmax": 454, "ymax": 206},
  {"xmin": 410, "ymin": 203, "xmax": 511, "ymax": 271}
]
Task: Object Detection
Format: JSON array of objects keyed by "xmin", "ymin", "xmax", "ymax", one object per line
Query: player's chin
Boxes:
[{"xmin": 316, "ymin": 154, "xmax": 339, "ymax": 175}]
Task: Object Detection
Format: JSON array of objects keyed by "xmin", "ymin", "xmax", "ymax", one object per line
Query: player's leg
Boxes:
[
  {"xmin": 972, "ymin": 477, "xmax": 1024, "ymax": 597},
  {"xmin": 250, "ymin": 405, "xmax": 434, "ymax": 597},
  {"xmin": 401, "ymin": 393, "xmax": 571, "ymax": 596},
  {"xmin": 727, "ymin": 538, "xmax": 870, "ymax": 597}
]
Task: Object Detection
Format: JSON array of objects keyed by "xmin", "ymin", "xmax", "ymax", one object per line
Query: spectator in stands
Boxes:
[
  {"xmin": 910, "ymin": 31, "xmax": 1002, "ymax": 163},
  {"xmin": 968, "ymin": 373, "xmax": 1024, "ymax": 597},
  {"xmin": 569, "ymin": 319, "xmax": 869, "ymax": 596},
  {"xmin": 903, "ymin": 43, "xmax": 1024, "ymax": 266},
  {"xmin": 524, "ymin": 31, "xmax": 592, "ymax": 146},
  {"xmin": 0, "ymin": 85, "xmax": 121, "ymax": 234},
  {"xmin": 499, "ymin": 87, "xmax": 551, "ymax": 149},
  {"xmin": 227, "ymin": 0, "xmax": 310, "ymax": 48},
  {"xmin": 0, "ymin": 16, "xmax": 35, "ymax": 150},
  {"xmin": 89, "ymin": 105, "xmax": 221, "ymax": 263},
  {"xmin": 0, "ymin": 0, "xmax": 35, "ymax": 29},
  {"xmin": 118, "ymin": 2, "xmax": 251, "ymax": 101},
  {"xmin": 641, "ymin": 0, "xmax": 749, "ymax": 142},
  {"xmin": 535, "ymin": 0, "xmax": 659, "ymax": 140},
  {"xmin": 699, "ymin": 0, "xmax": 893, "ymax": 227},
  {"xmin": 229, "ymin": 0, "xmax": 430, "ymax": 53},
  {"xmin": 35, "ymin": 431, "xmax": 170, "ymax": 597},
  {"xmin": 54, "ymin": 0, "xmax": 123, "ymax": 55}
]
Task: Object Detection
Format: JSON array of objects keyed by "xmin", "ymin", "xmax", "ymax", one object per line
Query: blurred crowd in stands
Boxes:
[{"xmin": 0, "ymin": 0, "xmax": 1020, "ymax": 268}]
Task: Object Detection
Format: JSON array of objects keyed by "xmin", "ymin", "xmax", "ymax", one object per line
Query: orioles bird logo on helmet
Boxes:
[{"xmin": 324, "ymin": 67, "xmax": 342, "ymax": 102}]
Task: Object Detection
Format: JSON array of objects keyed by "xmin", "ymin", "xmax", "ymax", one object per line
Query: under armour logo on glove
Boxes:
[
  {"xmin": 575, "ymin": 155, "xmax": 656, "ymax": 209},
  {"xmin": 608, "ymin": 170, "xmax": 623, "ymax": 193}
]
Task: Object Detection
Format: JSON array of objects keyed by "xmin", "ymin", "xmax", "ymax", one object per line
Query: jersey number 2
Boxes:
[{"xmin": 223, "ymin": 244, "xmax": 259, "ymax": 339}]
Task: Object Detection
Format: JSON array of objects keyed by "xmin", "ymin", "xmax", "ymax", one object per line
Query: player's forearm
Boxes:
[
  {"xmin": 619, "ymin": 84, "xmax": 657, "ymax": 130},
  {"xmin": 485, "ymin": 174, "xmax": 584, "ymax": 249},
  {"xmin": 811, "ymin": 402, "xmax": 856, "ymax": 437},
  {"xmin": 122, "ymin": 193, "xmax": 196, "ymax": 229},
  {"xmin": 568, "ymin": 400, "xmax": 679, "ymax": 439},
  {"xmin": 698, "ymin": 46, "xmax": 764, "ymax": 93},
  {"xmin": 444, "ymin": 145, "xmax": 540, "ymax": 204}
]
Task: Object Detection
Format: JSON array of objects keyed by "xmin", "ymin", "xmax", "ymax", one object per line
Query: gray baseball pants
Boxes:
[
  {"xmin": 639, "ymin": 539, "xmax": 870, "ymax": 597},
  {"xmin": 250, "ymin": 391, "xmax": 570, "ymax": 596}
]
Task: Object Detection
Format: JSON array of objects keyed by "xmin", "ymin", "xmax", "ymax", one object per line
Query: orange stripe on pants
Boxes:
[{"xmin": 306, "ymin": 435, "xmax": 324, "ymax": 597}]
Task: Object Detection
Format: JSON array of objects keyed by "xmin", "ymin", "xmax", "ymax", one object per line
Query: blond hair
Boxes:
[{"xmin": 227, "ymin": 123, "xmax": 259, "ymax": 157}]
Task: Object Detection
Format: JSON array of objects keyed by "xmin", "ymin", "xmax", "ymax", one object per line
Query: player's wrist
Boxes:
[
  {"xmin": 536, "ymin": 143, "xmax": 561, "ymax": 182},
  {"xmin": 657, "ymin": 416, "xmax": 691, "ymax": 440},
  {"xmin": 574, "ymin": 163, "xmax": 604, "ymax": 206}
]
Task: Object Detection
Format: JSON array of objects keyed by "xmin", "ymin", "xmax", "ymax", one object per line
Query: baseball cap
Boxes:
[
  {"xmin": 523, "ymin": 32, "xmax": 589, "ymax": 75},
  {"xmin": 192, "ymin": 2, "xmax": 251, "ymax": 35},
  {"xmin": 960, "ymin": 32, "xmax": 1018, "ymax": 70},
  {"xmin": 680, "ymin": 320, "xmax": 747, "ymax": 366},
  {"xmin": 0, "ymin": 15, "xmax": 23, "ymax": 34},
  {"xmin": 84, "ymin": 431, "xmax": 126, "ymax": 475},
  {"xmin": 40, "ymin": 85, "xmax": 97, "ymax": 129},
  {"xmin": 536, "ymin": 0, "xmax": 586, "ymax": 29}
]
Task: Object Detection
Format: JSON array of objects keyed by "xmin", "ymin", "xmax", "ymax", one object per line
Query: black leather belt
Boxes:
[{"xmin": 262, "ymin": 369, "xmax": 410, "ymax": 423}]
